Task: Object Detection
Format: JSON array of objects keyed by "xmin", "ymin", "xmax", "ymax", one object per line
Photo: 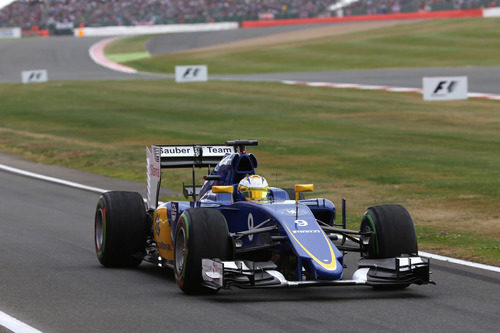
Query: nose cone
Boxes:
[
  {"xmin": 282, "ymin": 210, "xmax": 344, "ymax": 280},
  {"xmin": 307, "ymin": 255, "xmax": 344, "ymax": 280}
]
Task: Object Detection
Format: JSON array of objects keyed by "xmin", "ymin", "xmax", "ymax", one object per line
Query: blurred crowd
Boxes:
[
  {"xmin": 0, "ymin": 0, "xmax": 333, "ymax": 29},
  {"xmin": 0, "ymin": 0, "xmax": 498, "ymax": 30},
  {"xmin": 342, "ymin": 0, "xmax": 498, "ymax": 16}
]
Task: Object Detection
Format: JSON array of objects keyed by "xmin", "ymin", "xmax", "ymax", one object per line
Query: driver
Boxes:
[{"xmin": 237, "ymin": 175, "xmax": 270, "ymax": 202}]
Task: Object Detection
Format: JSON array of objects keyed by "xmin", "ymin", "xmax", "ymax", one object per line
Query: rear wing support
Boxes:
[{"xmin": 146, "ymin": 144, "xmax": 236, "ymax": 209}]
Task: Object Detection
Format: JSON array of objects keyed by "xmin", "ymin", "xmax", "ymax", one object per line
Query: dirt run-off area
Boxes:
[{"xmin": 175, "ymin": 20, "xmax": 423, "ymax": 54}]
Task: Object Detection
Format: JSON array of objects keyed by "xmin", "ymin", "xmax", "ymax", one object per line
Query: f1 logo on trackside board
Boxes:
[
  {"xmin": 21, "ymin": 70, "xmax": 48, "ymax": 84},
  {"xmin": 422, "ymin": 76, "xmax": 468, "ymax": 101},
  {"xmin": 175, "ymin": 65, "xmax": 208, "ymax": 83}
]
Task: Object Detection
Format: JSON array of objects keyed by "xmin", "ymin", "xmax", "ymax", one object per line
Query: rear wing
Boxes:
[
  {"xmin": 158, "ymin": 145, "xmax": 235, "ymax": 168},
  {"xmin": 146, "ymin": 144, "xmax": 236, "ymax": 209}
]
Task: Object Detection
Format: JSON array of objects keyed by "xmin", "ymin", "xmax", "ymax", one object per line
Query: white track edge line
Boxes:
[
  {"xmin": 1, "ymin": 163, "xmax": 498, "ymax": 274},
  {"xmin": 0, "ymin": 164, "xmax": 107, "ymax": 194},
  {"xmin": 0, "ymin": 311, "xmax": 43, "ymax": 333},
  {"xmin": 419, "ymin": 251, "xmax": 500, "ymax": 273}
]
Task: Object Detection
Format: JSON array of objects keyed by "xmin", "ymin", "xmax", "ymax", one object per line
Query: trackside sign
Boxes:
[
  {"xmin": 422, "ymin": 76, "xmax": 468, "ymax": 101},
  {"xmin": 0, "ymin": 27, "xmax": 21, "ymax": 38},
  {"xmin": 21, "ymin": 70, "xmax": 48, "ymax": 84},
  {"xmin": 175, "ymin": 65, "xmax": 208, "ymax": 83}
]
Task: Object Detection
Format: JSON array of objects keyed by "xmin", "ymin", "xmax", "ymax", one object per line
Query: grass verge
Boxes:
[
  {"xmin": 104, "ymin": 34, "xmax": 153, "ymax": 64},
  {"xmin": 0, "ymin": 80, "xmax": 499, "ymax": 265},
  {"xmin": 107, "ymin": 18, "xmax": 500, "ymax": 74}
]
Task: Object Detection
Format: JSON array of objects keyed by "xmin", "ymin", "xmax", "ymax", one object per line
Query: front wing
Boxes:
[{"xmin": 201, "ymin": 256, "xmax": 434, "ymax": 290}]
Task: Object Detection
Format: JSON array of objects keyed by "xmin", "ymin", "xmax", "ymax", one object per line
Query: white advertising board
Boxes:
[
  {"xmin": 0, "ymin": 27, "xmax": 21, "ymax": 38},
  {"xmin": 422, "ymin": 76, "xmax": 468, "ymax": 101},
  {"xmin": 75, "ymin": 22, "xmax": 238, "ymax": 37},
  {"xmin": 175, "ymin": 65, "xmax": 208, "ymax": 83},
  {"xmin": 21, "ymin": 70, "xmax": 48, "ymax": 84},
  {"xmin": 483, "ymin": 7, "xmax": 500, "ymax": 18}
]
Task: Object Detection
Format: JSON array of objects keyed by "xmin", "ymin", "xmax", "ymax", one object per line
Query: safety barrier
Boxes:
[
  {"xmin": 483, "ymin": 7, "xmax": 500, "ymax": 17},
  {"xmin": 75, "ymin": 22, "xmax": 238, "ymax": 37},
  {"xmin": 14, "ymin": 7, "xmax": 500, "ymax": 37},
  {"xmin": 241, "ymin": 8, "xmax": 492, "ymax": 28},
  {"xmin": 22, "ymin": 28, "xmax": 49, "ymax": 37}
]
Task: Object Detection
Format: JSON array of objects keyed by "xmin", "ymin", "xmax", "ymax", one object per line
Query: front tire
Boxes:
[
  {"xmin": 174, "ymin": 208, "xmax": 232, "ymax": 294},
  {"xmin": 94, "ymin": 191, "xmax": 147, "ymax": 267},
  {"xmin": 360, "ymin": 204, "xmax": 418, "ymax": 259},
  {"xmin": 360, "ymin": 205, "xmax": 417, "ymax": 290}
]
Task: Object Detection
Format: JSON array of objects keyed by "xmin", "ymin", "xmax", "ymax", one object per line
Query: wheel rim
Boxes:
[
  {"xmin": 95, "ymin": 208, "xmax": 104, "ymax": 252},
  {"xmin": 175, "ymin": 227, "xmax": 186, "ymax": 275}
]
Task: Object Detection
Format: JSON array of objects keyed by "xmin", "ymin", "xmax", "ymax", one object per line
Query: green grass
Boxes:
[
  {"xmin": 107, "ymin": 52, "xmax": 150, "ymax": 63},
  {"xmin": 0, "ymin": 80, "xmax": 499, "ymax": 265},
  {"xmin": 417, "ymin": 226, "xmax": 500, "ymax": 265},
  {"xmin": 107, "ymin": 18, "xmax": 500, "ymax": 74},
  {"xmin": 104, "ymin": 34, "xmax": 153, "ymax": 63}
]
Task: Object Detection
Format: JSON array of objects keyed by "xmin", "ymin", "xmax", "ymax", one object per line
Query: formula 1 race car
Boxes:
[{"xmin": 94, "ymin": 140, "xmax": 433, "ymax": 294}]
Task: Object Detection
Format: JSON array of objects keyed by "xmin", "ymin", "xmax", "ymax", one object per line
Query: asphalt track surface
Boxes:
[
  {"xmin": 1, "ymin": 23, "xmax": 500, "ymax": 332},
  {"xmin": 0, "ymin": 165, "xmax": 499, "ymax": 333},
  {"xmin": 0, "ymin": 36, "xmax": 157, "ymax": 82}
]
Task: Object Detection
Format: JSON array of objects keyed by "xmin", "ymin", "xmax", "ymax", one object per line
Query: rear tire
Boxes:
[
  {"xmin": 360, "ymin": 204, "xmax": 418, "ymax": 259},
  {"xmin": 174, "ymin": 208, "xmax": 232, "ymax": 294},
  {"xmin": 94, "ymin": 191, "xmax": 147, "ymax": 267}
]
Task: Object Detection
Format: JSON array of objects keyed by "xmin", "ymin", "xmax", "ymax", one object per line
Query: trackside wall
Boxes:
[
  {"xmin": 74, "ymin": 22, "xmax": 239, "ymax": 37},
  {"xmin": 241, "ymin": 8, "xmax": 497, "ymax": 28},
  {"xmin": 71, "ymin": 7, "xmax": 500, "ymax": 37}
]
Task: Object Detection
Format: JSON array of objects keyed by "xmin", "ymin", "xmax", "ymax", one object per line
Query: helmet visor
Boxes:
[{"xmin": 240, "ymin": 187, "xmax": 270, "ymax": 201}]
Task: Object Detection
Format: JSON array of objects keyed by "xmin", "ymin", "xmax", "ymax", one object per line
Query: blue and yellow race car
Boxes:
[{"xmin": 94, "ymin": 140, "xmax": 433, "ymax": 294}]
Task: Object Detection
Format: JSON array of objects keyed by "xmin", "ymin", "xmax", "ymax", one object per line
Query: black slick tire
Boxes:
[
  {"xmin": 94, "ymin": 191, "xmax": 147, "ymax": 267},
  {"xmin": 360, "ymin": 204, "xmax": 418, "ymax": 259},
  {"xmin": 174, "ymin": 208, "xmax": 232, "ymax": 294},
  {"xmin": 360, "ymin": 205, "xmax": 418, "ymax": 290}
]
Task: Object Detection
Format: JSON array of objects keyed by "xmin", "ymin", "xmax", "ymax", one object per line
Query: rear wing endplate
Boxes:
[{"xmin": 146, "ymin": 144, "xmax": 235, "ymax": 209}]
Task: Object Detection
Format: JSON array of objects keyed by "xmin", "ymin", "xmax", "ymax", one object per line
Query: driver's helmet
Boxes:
[{"xmin": 237, "ymin": 175, "xmax": 270, "ymax": 201}]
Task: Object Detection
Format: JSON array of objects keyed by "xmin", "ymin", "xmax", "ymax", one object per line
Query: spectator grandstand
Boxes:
[
  {"xmin": 342, "ymin": 0, "xmax": 499, "ymax": 16},
  {"xmin": 0, "ymin": 0, "xmax": 335, "ymax": 30},
  {"xmin": 0, "ymin": 0, "xmax": 499, "ymax": 31}
]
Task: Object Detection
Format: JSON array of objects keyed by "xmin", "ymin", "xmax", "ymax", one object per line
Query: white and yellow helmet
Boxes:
[{"xmin": 237, "ymin": 175, "xmax": 270, "ymax": 201}]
